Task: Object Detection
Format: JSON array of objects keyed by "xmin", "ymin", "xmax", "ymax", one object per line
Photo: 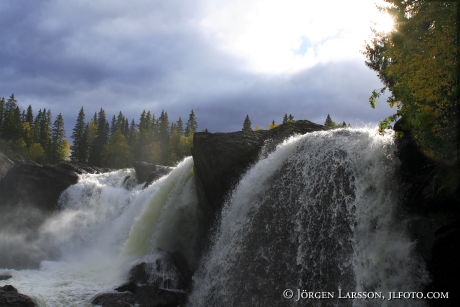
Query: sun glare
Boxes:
[
  {"xmin": 372, "ymin": 12, "xmax": 395, "ymax": 34},
  {"xmin": 201, "ymin": 0, "xmax": 396, "ymax": 75}
]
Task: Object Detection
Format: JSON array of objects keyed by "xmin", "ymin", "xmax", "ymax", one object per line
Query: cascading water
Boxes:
[
  {"xmin": 188, "ymin": 128, "xmax": 428, "ymax": 307},
  {"xmin": 0, "ymin": 157, "xmax": 202, "ymax": 306}
]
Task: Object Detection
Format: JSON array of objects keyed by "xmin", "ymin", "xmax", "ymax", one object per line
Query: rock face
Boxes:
[
  {"xmin": 192, "ymin": 120, "xmax": 326, "ymax": 213},
  {"xmin": 0, "ymin": 162, "xmax": 79, "ymax": 211},
  {"xmin": 394, "ymin": 119, "xmax": 459, "ymax": 306},
  {"xmin": 0, "ymin": 285, "xmax": 36, "ymax": 307},
  {"xmin": 93, "ymin": 250, "xmax": 189, "ymax": 307}
]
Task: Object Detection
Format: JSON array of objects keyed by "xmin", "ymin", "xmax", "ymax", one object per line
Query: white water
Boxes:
[
  {"xmin": 188, "ymin": 128, "xmax": 428, "ymax": 307},
  {"xmin": 0, "ymin": 157, "xmax": 201, "ymax": 306}
]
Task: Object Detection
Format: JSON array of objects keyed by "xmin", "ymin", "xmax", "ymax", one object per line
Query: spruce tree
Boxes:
[
  {"xmin": 71, "ymin": 107, "xmax": 87, "ymax": 163},
  {"xmin": 242, "ymin": 115, "xmax": 252, "ymax": 132},
  {"xmin": 40, "ymin": 109, "xmax": 52, "ymax": 159},
  {"xmin": 185, "ymin": 110, "xmax": 197, "ymax": 137},
  {"xmin": 282, "ymin": 113, "xmax": 288, "ymax": 124},
  {"xmin": 176, "ymin": 117, "xmax": 184, "ymax": 136},
  {"xmin": 25, "ymin": 105, "xmax": 34, "ymax": 124},
  {"xmin": 51, "ymin": 113, "xmax": 66, "ymax": 163},
  {"xmin": 88, "ymin": 109, "xmax": 109, "ymax": 166},
  {"xmin": 159, "ymin": 111, "xmax": 170, "ymax": 164},
  {"xmin": 324, "ymin": 114, "xmax": 336, "ymax": 127},
  {"xmin": 2, "ymin": 94, "xmax": 23, "ymax": 140},
  {"xmin": 0, "ymin": 98, "xmax": 5, "ymax": 136}
]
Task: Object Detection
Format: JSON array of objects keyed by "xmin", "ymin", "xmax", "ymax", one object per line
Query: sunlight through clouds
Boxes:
[{"xmin": 200, "ymin": 0, "xmax": 394, "ymax": 75}]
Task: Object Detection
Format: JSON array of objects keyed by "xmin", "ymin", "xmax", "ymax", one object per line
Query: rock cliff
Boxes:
[
  {"xmin": 394, "ymin": 119, "xmax": 459, "ymax": 306},
  {"xmin": 192, "ymin": 120, "xmax": 326, "ymax": 215}
]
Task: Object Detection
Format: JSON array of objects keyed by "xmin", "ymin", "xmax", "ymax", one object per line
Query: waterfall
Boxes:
[
  {"xmin": 1, "ymin": 129, "xmax": 430, "ymax": 306},
  {"xmin": 0, "ymin": 157, "xmax": 202, "ymax": 306},
  {"xmin": 188, "ymin": 128, "xmax": 428, "ymax": 307}
]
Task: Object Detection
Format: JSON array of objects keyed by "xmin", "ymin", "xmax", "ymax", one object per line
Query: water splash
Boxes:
[{"xmin": 0, "ymin": 157, "xmax": 202, "ymax": 306}]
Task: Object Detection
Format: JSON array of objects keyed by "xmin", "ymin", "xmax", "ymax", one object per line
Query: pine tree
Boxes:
[
  {"xmin": 128, "ymin": 119, "xmax": 137, "ymax": 147},
  {"xmin": 0, "ymin": 98, "xmax": 5, "ymax": 136},
  {"xmin": 324, "ymin": 114, "xmax": 336, "ymax": 127},
  {"xmin": 282, "ymin": 113, "xmax": 289, "ymax": 124},
  {"xmin": 25, "ymin": 105, "xmax": 34, "ymax": 124},
  {"xmin": 40, "ymin": 109, "xmax": 52, "ymax": 159},
  {"xmin": 159, "ymin": 111, "xmax": 170, "ymax": 164},
  {"xmin": 71, "ymin": 107, "xmax": 88, "ymax": 163},
  {"xmin": 269, "ymin": 120, "xmax": 278, "ymax": 129},
  {"xmin": 242, "ymin": 115, "xmax": 252, "ymax": 132},
  {"xmin": 2, "ymin": 94, "xmax": 23, "ymax": 140},
  {"xmin": 51, "ymin": 113, "xmax": 66, "ymax": 163},
  {"xmin": 176, "ymin": 117, "xmax": 184, "ymax": 136},
  {"xmin": 185, "ymin": 110, "xmax": 197, "ymax": 137},
  {"xmin": 88, "ymin": 108, "xmax": 109, "ymax": 166}
]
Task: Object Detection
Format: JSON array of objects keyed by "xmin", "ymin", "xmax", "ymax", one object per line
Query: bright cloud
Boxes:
[{"xmin": 200, "ymin": 0, "xmax": 393, "ymax": 74}]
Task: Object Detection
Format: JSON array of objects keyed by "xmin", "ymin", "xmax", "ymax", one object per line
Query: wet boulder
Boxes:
[
  {"xmin": 93, "ymin": 251, "xmax": 190, "ymax": 307},
  {"xmin": 0, "ymin": 285, "xmax": 36, "ymax": 307},
  {"xmin": 133, "ymin": 161, "xmax": 173, "ymax": 186}
]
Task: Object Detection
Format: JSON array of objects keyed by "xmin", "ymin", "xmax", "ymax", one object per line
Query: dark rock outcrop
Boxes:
[
  {"xmin": 0, "ymin": 285, "xmax": 36, "ymax": 307},
  {"xmin": 395, "ymin": 118, "xmax": 459, "ymax": 306},
  {"xmin": 0, "ymin": 162, "xmax": 79, "ymax": 211},
  {"xmin": 93, "ymin": 251, "xmax": 189, "ymax": 307},
  {"xmin": 192, "ymin": 120, "xmax": 326, "ymax": 213},
  {"xmin": 117, "ymin": 251, "xmax": 191, "ymax": 292},
  {"xmin": 133, "ymin": 161, "xmax": 173, "ymax": 187},
  {"xmin": 92, "ymin": 292, "xmax": 136, "ymax": 307}
]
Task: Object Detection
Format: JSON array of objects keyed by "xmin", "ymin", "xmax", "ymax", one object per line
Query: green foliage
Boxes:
[
  {"xmin": 0, "ymin": 94, "xmax": 66, "ymax": 163},
  {"xmin": 324, "ymin": 114, "xmax": 336, "ymax": 127},
  {"xmin": 365, "ymin": 0, "xmax": 458, "ymax": 165},
  {"xmin": 282, "ymin": 113, "xmax": 294, "ymax": 124},
  {"xmin": 106, "ymin": 131, "xmax": 132, "ymax": 168},
  {"xmin": 29, "ymin": 142, "xmax": 46, "ymax": 163}
]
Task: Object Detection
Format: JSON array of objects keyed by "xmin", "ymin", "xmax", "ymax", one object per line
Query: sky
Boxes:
[{"xmin": 0, "ymin": 0, "xmax": 396, "ymax": 133}]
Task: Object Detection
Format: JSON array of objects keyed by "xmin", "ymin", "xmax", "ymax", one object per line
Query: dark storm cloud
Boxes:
[{"xmin": 0, "ymin": 0, "xmax": 391, "ymax": 134}]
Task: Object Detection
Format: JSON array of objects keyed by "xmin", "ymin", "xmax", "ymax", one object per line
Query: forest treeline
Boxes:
[
  {"xmin": 0, "ymin": 94, "xmax": 197, "ymax": 168},
  {"xmin": 1, "ymin": 93, "xmax": 350, "ymax": 168}
]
